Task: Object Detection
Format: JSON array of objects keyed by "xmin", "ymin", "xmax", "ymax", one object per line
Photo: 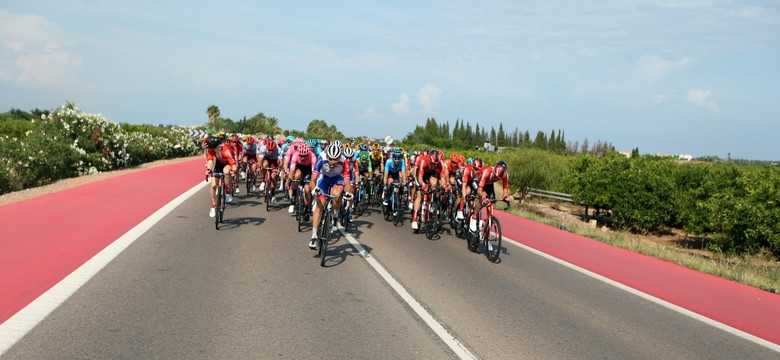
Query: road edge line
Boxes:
[
  {"xmin": 0, "ymin": 181, "xmax": 208, "ymax": 356},
  {"xmin": 502, "ymin": 235, "xmax": 780, "ymax": 353}
]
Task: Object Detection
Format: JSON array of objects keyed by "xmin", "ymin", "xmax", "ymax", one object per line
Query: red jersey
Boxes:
[
  {"xmin": 207, "ymin": 144, "xmax": 237, "ymax": 166},
  {"xmin": 475, "ymin": 166, "xmax": 508, "ymax": 194},
  {"xmin": 416, "ymin": 154, "xmax": 448, "ymax": 180},
  {"xmin": 444, "ymin": 159, "xmax": 461, "ymax": 176}
]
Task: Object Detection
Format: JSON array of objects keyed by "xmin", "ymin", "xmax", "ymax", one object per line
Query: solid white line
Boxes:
[
  {"xmin": 338, "ymin": 228, "xmax": 478, "ymax": 360},
  {"xmin": 501, "ymin": 235, "xmax": 780, "ymax": 353},
  {"xmin": 0, "ymin": 181, "xmax": 208, "ymax": 356}
]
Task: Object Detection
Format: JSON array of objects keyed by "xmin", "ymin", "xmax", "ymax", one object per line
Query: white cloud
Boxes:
[
  {"xmin": 686, "ymin": 88, "xmax": 721, "ymax": 114},
  {"xmin": 0, "ymin": 10, "xmax": 81, "ymax": 85},
  {"xmin": 356, "ymin": 107, "xmax": 379, "ymax": 121},
  {"xmin": 638, "ymin": 55, "xmax": 691, "ymax": 80},
  {"xmin": 737, "ymin": 6, "xmax": 778, "ymax": 22},
  {"xmin": 391, "ymin": 93, "xmax": 410, "ymax": 115},
  {"xmin": 417, "ymin": 84, "xmax": 442, "ymax": 113}
]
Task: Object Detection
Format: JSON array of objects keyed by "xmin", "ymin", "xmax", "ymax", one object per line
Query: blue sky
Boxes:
[{"xmin": 1, "ymin": 1, "xmax": 779, "ymax": 160}]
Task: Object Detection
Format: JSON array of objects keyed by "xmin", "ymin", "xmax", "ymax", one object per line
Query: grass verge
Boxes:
[{"xmin": 506, "ymin": 201, "xmax": 780, "ymax": 294}]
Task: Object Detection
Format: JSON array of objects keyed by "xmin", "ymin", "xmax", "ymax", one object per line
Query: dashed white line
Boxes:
[{"xmin": 338, "ymin": 228, "xmax": 478, "ymax": 360}]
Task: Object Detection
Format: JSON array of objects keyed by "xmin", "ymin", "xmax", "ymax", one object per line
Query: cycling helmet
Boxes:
[
  {"xmin": 493, "ymin": 160, "xmax": 508, "ymax": 178},
  {"xmin": 307, "ymin": 139, "xmax": 318, "ymax": 147},
  {"xmin": 332, "ymin": 139, "xmax": 343, "ymax": 149},
  {"xmin": 472, "ymin": 158, "xmax": 484, "ymax": 170},
  {"xmin": 265, "ymin": 138, "xmax": 277, "ymax": 151},
  {"xmin": 372, "ymin": 143, "xmax": 381, "ymax": 150},
  {"xmin": 298, "ymin": 143, "xmax": 310, "ymax": 156},
  {"xmin": 325, "ymin": 143, "xmax": 341, "ymax": 160},
  {"xmin": 359, "ymin": 151, "xmax": 369, "ymax": 161},
  {"xmin": 392, "ymin": 149, "xmax": 403, "ymax": 159},
  {"xmin": 246, "ymin": 136, "xmax": 256, "ymax": 145},
  {"xmin": 343, "ymin": 146, "xmax": 355, "ymax": 158},
  {"xmin": 320, "ymin": 139, "xmax": 329, "ymax": 147},
  {"xmin": 359, "ymin": 144, "xmax": 369, "ymax": 151},
  {"xmin": 429, "ymin": 150, "xmax": 440, "ymax": 164},
  {"xmin": 286, "ymin": 135, "xmax": 295, "ymax": 143},
  {"xmin": 206, "ymin": 136, "xmax": 221, "ymax": 149},
  {"xmin": 449, "ymin": 153, "xmax": 459, "ymax": 162}
]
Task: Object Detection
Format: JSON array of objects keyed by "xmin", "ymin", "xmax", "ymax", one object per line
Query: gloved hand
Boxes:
[
  {"xmin": 312, "ymin": 187, "xmax": 322, "ymax": 196},
  {"xmin": 503, "ymin": 196, "xmax": 511, "ymax": 202},
  {"xmin": 343, "ymin": 192, "xmax": 353, "ymax": 201}
]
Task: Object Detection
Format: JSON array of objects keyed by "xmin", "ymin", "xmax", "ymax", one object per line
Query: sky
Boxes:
[{"xmin": 1, "ymin": 1, "xmax": 779, "ymax": 160}]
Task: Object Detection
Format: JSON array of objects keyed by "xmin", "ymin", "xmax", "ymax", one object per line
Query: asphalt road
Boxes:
[{"xmin": 3, "ymin": 186, "xmax": 778, "ymax": 359}]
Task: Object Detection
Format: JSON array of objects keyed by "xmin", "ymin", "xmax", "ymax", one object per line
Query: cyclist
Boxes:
[
  {"xmin": 411, "ymin": 150, "xmax": 448, "ymax": 231},
  {"xmin": 355, "ymin": 148, "xmax": 372, "ymax": 195},
  {"xmin": 205, "ymin": 135, "xmax": 236, "ymax": 217},
  {"xmin": 288, "ymin": 141, "xmax": 315, "ymax": 217},
  {"xmin": 443, "ymin": 153, "xmax": 463, "ymax": 188},
  {"xmin": 471, "ymin": 160, "xmax": 511, "ymax": 231},
  {"xmin": 258, "ymin": 137, "xmax": 282, "ymax": 203},
  {"xmin": 229, "ymin": 134, "xmax": 243, "ymax": 194},
  {"xmin": 308, "ymin": 144, "xmax": 353, "ymax": 249},
  {"xmin": 382, "ymin": 149, "xmax": 408, "ymax": 207},
  {"xmin": 242, "ymin": 136, "xmax": 260, "ymax": 191},
  {"xmin": 369, "ymin": 143, "xmax": 384, "ymax": 182},
  {"xmin": 456, "ymin": 158, "xmax": 483, "ymax": 220}
]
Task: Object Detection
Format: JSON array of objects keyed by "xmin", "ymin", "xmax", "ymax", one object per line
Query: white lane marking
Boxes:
[
  {"xmin": 338, "ymin": 229, "xmax": 478, "ymax": 360},
  {"xmin": 0, "ymin": 181, "xmax": 208, "ymax": 356},
  {"xmin": 501, "ymin": 235, "xmax": 780, "ymax": 353}
]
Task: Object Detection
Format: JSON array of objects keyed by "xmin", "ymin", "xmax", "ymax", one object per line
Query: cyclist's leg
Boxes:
[{"xmin": 310, "ymin": 175, "xmax": 328, "ymax": 242}]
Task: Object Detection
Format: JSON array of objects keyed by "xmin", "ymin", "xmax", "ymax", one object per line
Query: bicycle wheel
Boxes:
[
  {"xmin": 484, "ymin": 216, "xmax": 502, "ymax": 262},
  {"xmin": 467, "ymin": 213, "xmax": 479, "ymax": 252},
  {"xmin": 320, "ymin": 210, "xmax": 331, "ymax": 266},
  {"xmin": 454, "ymin": 217, "xmax": 464, "ymax": 238},
  {"xmin": 425, "ymin": 202, "xmax": 439, "ymax": 239},
  {"xmin": 392, "ymin": 191, "xmax": 401, "ymax": 226},
  {"xmin": 215, "ymin": 185, "xmax": 222, "ymax": 230},
  {"xmin": 296, "ymin": 190, "xmax": 305, "ymax": 232},
  {"xmin": 265, "ymin": 183, "xmax": 271, "ymax": 211}
]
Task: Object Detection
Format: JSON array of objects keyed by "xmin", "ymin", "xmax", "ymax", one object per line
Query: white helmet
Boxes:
[{"xmin": 325, "ymin": 144, "xmax": 342, "ymax": 159}]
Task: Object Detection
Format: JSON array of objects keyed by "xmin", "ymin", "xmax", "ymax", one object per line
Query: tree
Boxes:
[{"xmin": 206, "ymin": 105, "xmax": 220, "ymax": 128}]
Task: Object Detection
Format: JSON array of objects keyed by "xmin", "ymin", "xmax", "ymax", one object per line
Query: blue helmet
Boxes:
[{"xmin": 285, "ymin": 135, "xmax": 295, "ymax": 142}]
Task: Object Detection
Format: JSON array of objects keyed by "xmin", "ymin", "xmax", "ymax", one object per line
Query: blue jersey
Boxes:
[{"xmin": 384, "ymin": 158, "xmax": 406, "ymax": 174}]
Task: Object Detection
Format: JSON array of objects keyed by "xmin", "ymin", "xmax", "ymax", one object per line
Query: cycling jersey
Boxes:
[
  {"xmin": 384, "ymin": 158, "xmax": 406, "ymax": 174},
  {"xmin": 207, "ymin": 144, "xmax": 236, "ymax": 166},
  {"xmin": 475, "ymin": 166, "xmax": 509, "ymax": 195},
  {"xmin": 243, "ymin": 142, "xmax": 258, "ymax": 156},
  {"xmin": 258, "ymin": 145, "xmax": 281, "ymax": 161}
]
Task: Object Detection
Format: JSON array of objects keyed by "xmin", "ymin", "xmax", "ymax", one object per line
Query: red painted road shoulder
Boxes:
[
  {"xmin": 0, "ymin": 158, "xmax": 203, "ymax": 324},
  {"xmin": 496, "ymin": 210, "xmax": 780, "ymax": 346}
]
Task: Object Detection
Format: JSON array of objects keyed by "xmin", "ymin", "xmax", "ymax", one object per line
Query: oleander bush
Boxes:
[{"xmin": 0, "ymin": 103, "xmax": 200, "ymax": 195}]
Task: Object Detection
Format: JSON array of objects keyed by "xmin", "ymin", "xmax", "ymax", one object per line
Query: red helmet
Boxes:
[
  {"xmin": 265, "ymin": 138, "xmax": 277, "ymax": 151},
  {"xmin": 246, "ymin": 136, "xmax": 256, "ymax": 145},
  {"xmin": 231, "ymin": 134, "xmax": 239, "ymax": 142}
]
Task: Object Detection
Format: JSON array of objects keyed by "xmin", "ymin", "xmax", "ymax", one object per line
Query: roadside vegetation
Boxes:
[{"xmin": 3, "ymin": 104, "xmax": 778, "ymax": 292}]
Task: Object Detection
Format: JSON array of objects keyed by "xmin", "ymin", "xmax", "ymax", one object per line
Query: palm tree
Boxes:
[
  {"xmin": 267, "ymin": 117, "xmax": 280, "ymax": 134},
  {"xmin": 206, "ymin": 105, "xmax": 220, "ymax": 128}
]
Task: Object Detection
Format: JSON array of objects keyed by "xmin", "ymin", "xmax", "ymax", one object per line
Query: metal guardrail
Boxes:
[{"xmin": 526, "ymin": 188, "xmax": 575, "ymax": 202}]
